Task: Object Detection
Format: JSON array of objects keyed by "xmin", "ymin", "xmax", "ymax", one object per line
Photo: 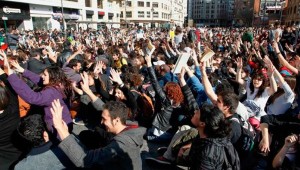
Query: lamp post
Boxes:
[
  {"xmin": 125, "ymin": 0, "xmax": 127, "ymax": 28},
  {"xmin": 151, "ymin": 7, "xmax": 154, "ymax": 28},
  {"xmin": 61, "ymin": 0, "xmax": 66, "ymax": 35}
]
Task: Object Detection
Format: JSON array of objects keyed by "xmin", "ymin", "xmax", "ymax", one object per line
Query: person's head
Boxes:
[
  {"xmin": 67, "ymin": 59, "xmax": 82, "ymax": 73},
  {"xmin": 17, "ymin": 114, "xmax": 49, "ymax": 147},
  {"xmin": 112, "ymin": 50, "xmax": 120, "ymax": 61},
  {"xmin": 131, "ymin": 55, "xmax": 145, "ymax": 68},
  {"xmin": 191, "ymin": 103, "xmax": 230, "ymax": 138},
  {"xmin": 164, "ymin": 82, "xmax": 184, "ymax": 106},
  {"xmin": 250, "ymin": 72, "xmax": 268, "ymax": 97},
  {"xmin": 30, "ymin": 49, "xmax": 42, "ymax": 59},
  {"xmin": 217, "ymin": 91, "xmax": 239, "ymax": 115},
  {"xmin": 113, "ymin": 86, "xmax": 126, "ymax": 101},
  {"xmin": 41, "ymin": 66, "xmax": 72, "ymax": 94},
  {"xmin": 101, "ymin": 101, "xmax": 128, "ymax": 134},
  {"xmin": 0, "ymin": 85, "xmax": 10, "ymax": 111}
]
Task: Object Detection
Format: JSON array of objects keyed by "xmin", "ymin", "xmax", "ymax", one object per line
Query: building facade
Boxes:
[
  {"xmin": 253, "ymin": 0, "xmax": 286, "ymax": 27},
  {"xmin": 190, "ymin": 0, "xmax": 235, "ymax": 27},
  {"xmin": 284, "ymin": 0, "xmax": 300, "ymax": 26},
  {"xmin": 0, "ymin": 0, "xmax": 122, "ymax": 31},
  {"xmin": 119, "ymin": 0, "xmax": 185, "ymax": 28}
]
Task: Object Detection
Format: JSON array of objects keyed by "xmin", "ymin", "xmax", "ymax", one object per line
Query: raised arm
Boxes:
[
  {"xmin": 236, "ymin": 57, "xmax": 246, "ymax": 86},
  {"xmin": 145, "ymin": 54, "xmax": 167, "ymax": 101},
  {"xmin": 200, "ymin": 62, "xmax": 218, "ymax": 105},
  {"xmin": 273, "ymin": 41, "xmax": 299, "ymax": 75},
  {"xmin": 264, "ymin": 56, "xmax": 278, "ymax": 95}
]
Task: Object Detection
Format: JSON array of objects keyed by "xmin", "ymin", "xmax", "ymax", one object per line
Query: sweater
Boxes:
[
  {"xmin": 7, "ymin": 70, "xmax": 72, "ymax": 132},
  {"xmin": 59, "ymin": 127, "xmax": 146, "ymax": 170}
]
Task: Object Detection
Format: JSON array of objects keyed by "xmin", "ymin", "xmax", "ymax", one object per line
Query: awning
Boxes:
[
  {"xmin": 98, "ymin": 11, "xmax": 105, "ymax": 16},
  {"xmin": 64, "ymin": 14, "xmax": 80, "ymax": 20},
  {"xmin": 52, "ymin": 13, "xmax": 63, "ymax": 19},
  {"xmin": 108, "ymin": 13, "xmax": 114, "ymax": 17},
  {"xmin": 86, "ymin": 10, "xmax": 94, "ymax": 15}
]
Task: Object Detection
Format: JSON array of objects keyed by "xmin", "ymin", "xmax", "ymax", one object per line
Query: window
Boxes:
[
  {"xmin": 153, "ymin": 11, "xmax": 159, "ymax": 18},
  {"xmin": 147, "ymin": 11, "xmax": 150, "ymax": 18},
  {"xmin": 147, "ymin": 2, "xmax": 150, "ymax": 7},
  {"xmin": 138, "ymin": 11, "xmax": 145, "ymax": 17},
  {"xmin": 138, "ymin": 1, "xmax": 144, "ymax": 7},
  {"xmin": 126, "ymin": 1, "xmax": 132, "ymax": 7},
  {"xmin": 98, "ymin": 15, "xmax": 103, "ymax": 19},
  {"xmin": 126, "ymin": 11, "xmax": 132, "ymax": 18},
  {"xmin": 85, "ymin": 0, "xmax": 91, "ymax": 7},
  {"xmin": 97, "ymin": 0, "xmax": 103, "ymax": 8},
  {"xmin": 120, "ymin": 11, "xmax": 123, "ymax": 18},
  {"xmin": 153, "ymin": 2, "xmax": 158, "ymax": 8}
]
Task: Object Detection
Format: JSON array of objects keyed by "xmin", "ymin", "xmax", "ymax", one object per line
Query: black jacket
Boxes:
[
  {"xmin": 27, "ymin": 57, "xmax": 51, "ymax": 74},
  {"xmin": 0, "ymin": 74, "xmax": 21, "ymax": 170},
  {"xmin": 189, "ymin": 136, "xmax": 240, "ymax": 170},
  {"xmin": 148, "ymin": 66, "xmax": 198, "ymax": 132}
]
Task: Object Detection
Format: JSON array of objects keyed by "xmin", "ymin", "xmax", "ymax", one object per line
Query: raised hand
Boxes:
[
  {"xmin": 109, "ymin": 69, "xmax": 123, "ymax": 85},
  {"xmin": 236, "ymin": 57, "xmax": 243, "ymax": 69},
  {"xmin": 50, "ymin": 99, "xmax": 66, "ymax": 130},
  {"xmin": 94, "ymin": 61, "xmax": 103, "ymax": 75},
  {"xmin": 0, "ymin": 50, "xmax": 13, "ymax": 75},
  {"xmin": 10, "ymin": 60, "xmax": 24, "ymax": 73},
  {"xmin": 80, "ymin": 72, "xmax": 92, "ymax": 93}
]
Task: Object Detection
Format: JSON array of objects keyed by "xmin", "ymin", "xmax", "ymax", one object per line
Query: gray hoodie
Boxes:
[{"xmin": 59, "ymin": 127, "xmax": 146, "ymax": 170}]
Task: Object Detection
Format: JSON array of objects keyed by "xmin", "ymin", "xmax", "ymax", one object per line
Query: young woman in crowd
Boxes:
[{"xmin": 0, "ymin": 51, "xmax": 73, "ymax": 133}]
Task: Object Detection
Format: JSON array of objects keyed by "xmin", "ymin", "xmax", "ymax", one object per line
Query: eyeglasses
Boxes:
[{"xmin": 253, "ymin": 78, "xmax": 263, "ymax": 81}]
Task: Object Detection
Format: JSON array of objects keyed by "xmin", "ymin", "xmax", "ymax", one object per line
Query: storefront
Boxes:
[{"xmin": 0, "ymin": 1, "xmax": 30, "ymax": 30}]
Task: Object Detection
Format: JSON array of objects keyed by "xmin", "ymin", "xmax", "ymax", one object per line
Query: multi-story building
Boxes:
[
  {"xmin": 0, "ymin": 0, "xmax": 121, "ymax": 31},
  {"xmin": 190, "ymin": 0, "xmax": 235, "ymax": 27},
  {"xmin": 253, "ymin": 0, "xmax": 286, "ymax": 26},
  {"xmin": 119, "ymin": 0, "xmax": 185, "ymax": 28},
  {"xmin": 234, "ymin": 0, "xmax": 254, "ymax": 27},
  {"xmin": 284, "ymin": 0, "xmax": 300, "ymax": 26}
]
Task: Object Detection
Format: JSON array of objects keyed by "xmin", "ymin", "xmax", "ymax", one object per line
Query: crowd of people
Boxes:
[{"xmin": 0, "ymin": 23, "xmax": 300, "ymax": 170}]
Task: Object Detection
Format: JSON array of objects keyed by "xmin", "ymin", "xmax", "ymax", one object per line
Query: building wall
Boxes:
[
  {"xmin": 120, "ymin": 0, "xmax": 184, "ymax": 28},
  {"xmin": 284, "ymin": 0, "xmax": 300, "ymax": 25},
  {"xmin": 1, "ymin": 0, "xmax": 122, "ymax": 30},
  {"xmin": 191, "ymin": 0, "xmax": 235, "ymax": 27}
]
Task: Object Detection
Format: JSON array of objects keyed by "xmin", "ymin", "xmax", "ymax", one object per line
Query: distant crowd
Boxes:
[{"xmin": 1, "ymin": 23, "xmax": 300, "ymax": 170}]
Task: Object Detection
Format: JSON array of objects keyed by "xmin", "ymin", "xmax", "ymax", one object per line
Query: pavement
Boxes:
[{"xmin": 72, "ymin": 124, "xmax": 188, "ymax": 170}]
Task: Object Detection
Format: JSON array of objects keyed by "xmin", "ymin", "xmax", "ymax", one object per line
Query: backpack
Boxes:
[
  {"xmin": 188, "ymin": 30, "xmax": 197, "ymax": 43},
  {"xmin": 131, "ymin": 89, "xmax": 154, "ymax": 127},
  {"xmin": 231, "ymin": 114, "xmax": 255, "ymax": 156}
]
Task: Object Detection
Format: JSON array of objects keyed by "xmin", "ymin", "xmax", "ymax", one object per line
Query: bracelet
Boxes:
[{"xmin": 276, "ymin": 52, "xmax": 281, "ymax": 55}]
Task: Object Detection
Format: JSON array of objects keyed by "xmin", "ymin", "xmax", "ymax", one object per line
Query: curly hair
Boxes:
[
  {"xmin": 250, "ymin": 72, "xmax": 268, "ymax": 99},
  {"xmin": 17, "ymin": 114, "xmax": 47, "ymax": 147},
  {"xmin": 44, "ymin": 66, "xmax": 73, "ymax": 99},
  {"xmin": 164, "ymin": 82, "xmax": 184, "ymax": 105}
]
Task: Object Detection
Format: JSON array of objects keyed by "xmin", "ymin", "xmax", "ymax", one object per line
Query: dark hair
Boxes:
[
  {"xmin": 250, "ymin": 72, "xmax": 268, "ymax": 98},
  {"xmin": 103, "ymin": 101, "xmax": 128, "ymax": 125},
  {"xmin": 0, "ymin": 86, "xmax": 10, "ymax": 110},
  {"xmin": 44, "ymin": 66, "xmax": 73, "ymax": 99},
  {"xmin": 218, "ymin": 91, "xmax": 239, "ymax": 114},
  {"xmin": 67, "ymin": 59, "xmax": 81, "ymax": 68},
  {"xmin": 30, "ymin": 49, "xmax": 42, "ymax": 58},
  {"xmin": 17, "ymin": 114, "xmax": 46, "ymax": 147},
  {"xmin": 200, "ymin": 103, "xmax": 231, "ymax": 138},
  {"xmin": 215, "ymin": 79, "xmax": 234, "ymax": 95}
]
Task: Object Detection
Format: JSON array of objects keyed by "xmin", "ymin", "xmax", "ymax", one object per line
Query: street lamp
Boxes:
[
  {"xmin": 151, "ymin": 8, "xmax": 154, "ymax": 28},
  {"xmin": 61, "ymin": 0, "xmax": 66, "ymax": 35}
]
